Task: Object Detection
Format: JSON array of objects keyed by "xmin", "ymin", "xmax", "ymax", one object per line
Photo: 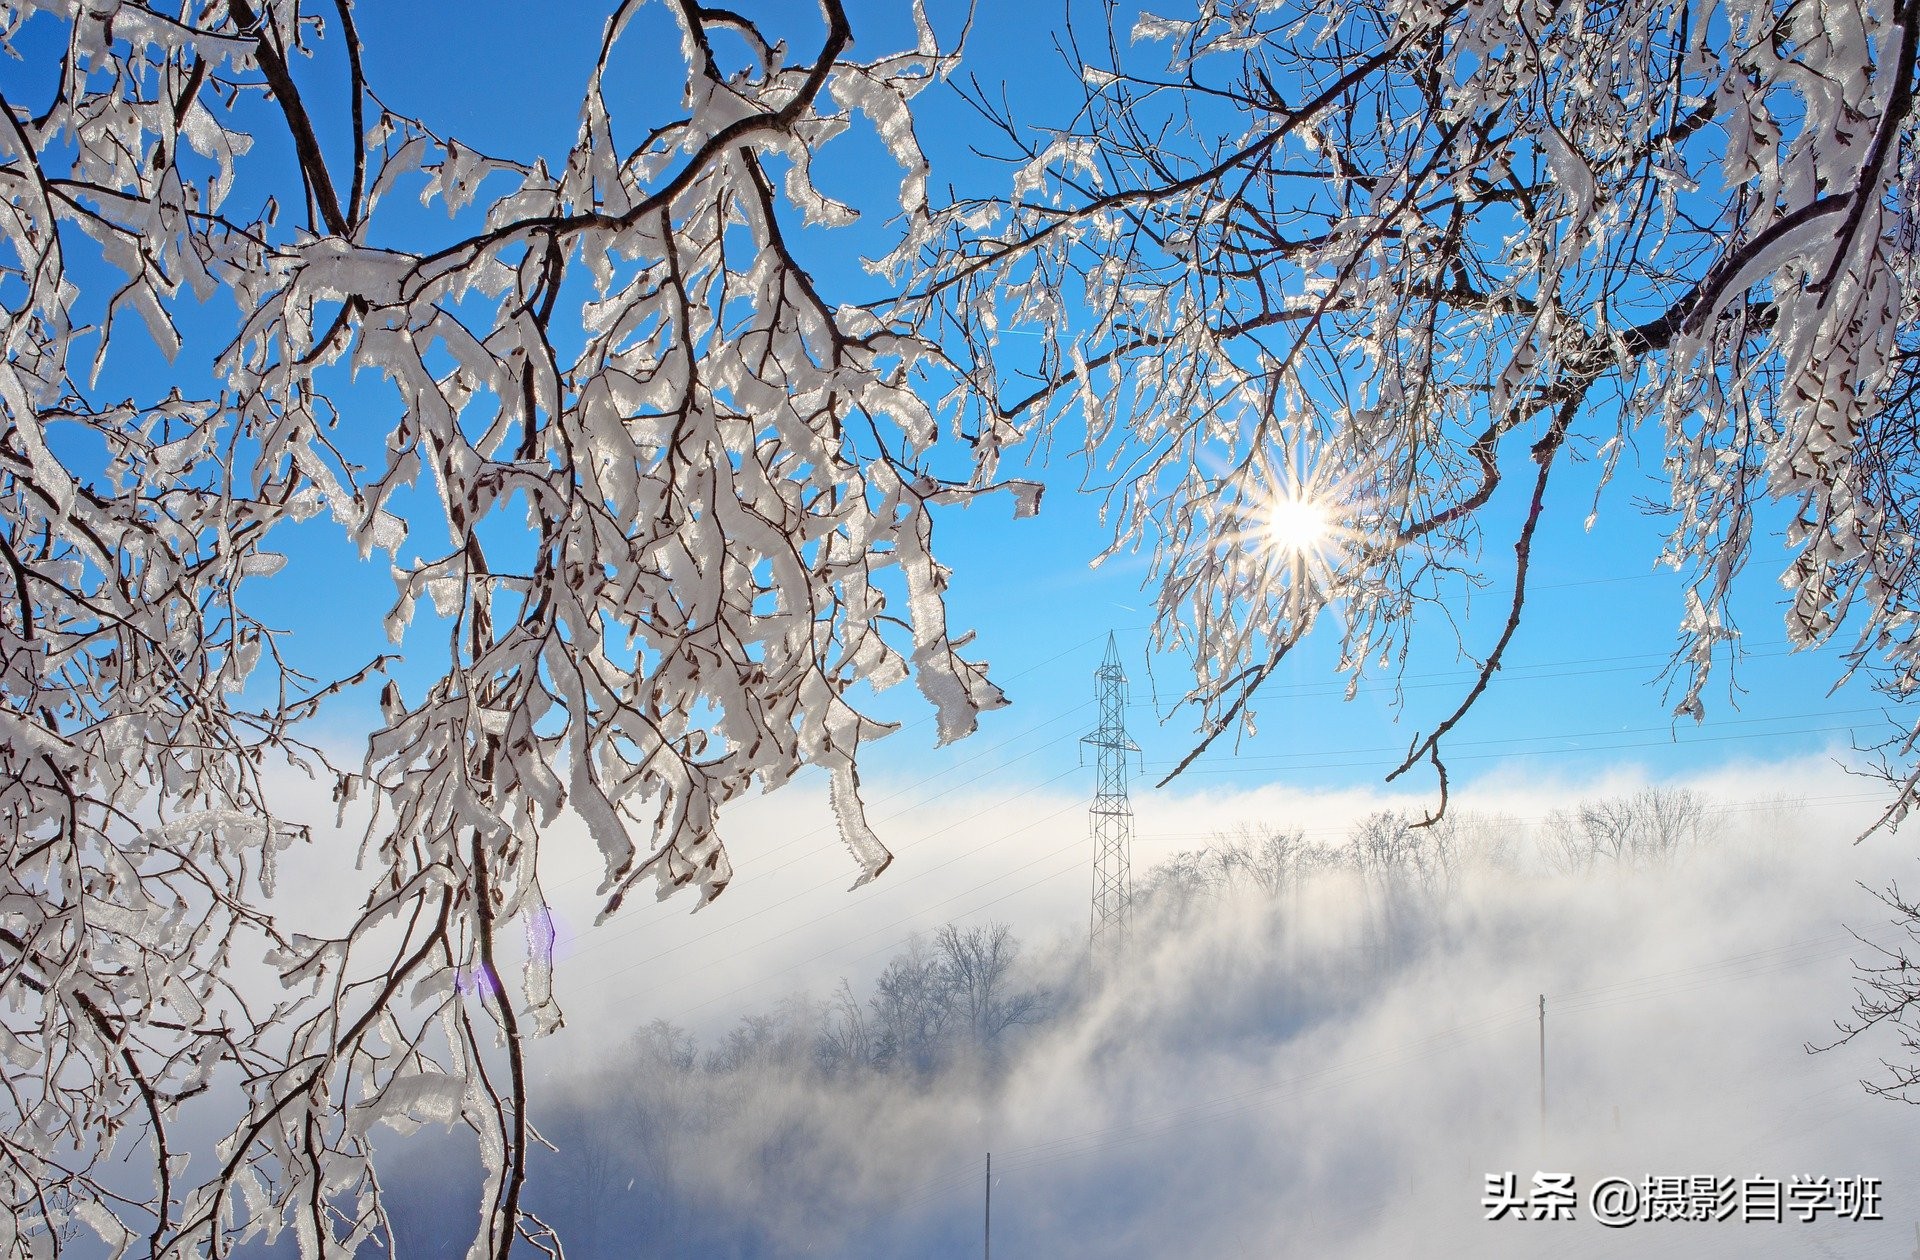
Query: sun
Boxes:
[
  {"xmin": 1226, "ymin": 439, "xmax": 1361, "ymax": 583},
  {"xmin": 1262, "ymin": 494, "xmax": 1332, "ymax": 558}
]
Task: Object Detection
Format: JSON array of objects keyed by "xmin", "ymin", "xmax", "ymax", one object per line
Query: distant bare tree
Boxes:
[
  {"xmin": 1425, "ymin": 811, "xmax": 1525, "ymax": 875},
  {"xmin": 1344, "ymin": 810, "xmax": 1462, "ymax": 900},
  {"xmin": 868, "ymin": 935, "xmax": 954, "ymax": 1076},
  {"xmin": 815, "ymin": 980, "xmax": 873, "ymax": 1077},
  {"xmin": 1136, "ymin": 848, "xmax": 1220, "ymax": 925},
  {"xmin": 1212, "ymin": 823, "xmax": 1315, "ymax": 898},
  {"xmin": 934, "ymin": 922, "xmax": 1046, "ymax": 1056},
  {"xmin": 622, "ymin": 1019, "xmax": 702, "ymax": 1233},
  {"xmin": 859, "ymin": 923, "xmax": 1046, "ymax": 1074},
  {"xmin": 1544, "ymin": 787, "xmax": 1720, "ymax": 873},
  {"xmin": 708, "ymin": 999, "xmax": 821, "ymax": 1076}
]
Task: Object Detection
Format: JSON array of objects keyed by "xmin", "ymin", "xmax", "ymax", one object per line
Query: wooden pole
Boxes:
[
  {"xmin": 985, "ymin": 1151, "xmax": 992, "ymax": 1260},
  {"xmin": 1538, "ymin": 994, "xmax": 1547, "ymax": 1157}
]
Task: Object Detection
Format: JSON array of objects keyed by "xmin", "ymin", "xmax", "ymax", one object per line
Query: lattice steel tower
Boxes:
[{"xmin": 1084, "ymin": 633, "xmax": 1138, "ymax": 964}]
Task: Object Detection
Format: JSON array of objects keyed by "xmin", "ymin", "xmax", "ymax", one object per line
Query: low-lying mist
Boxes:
[{"xmin": 382, "ymin": 790, "xmax": 1920, "ymax": 1258}]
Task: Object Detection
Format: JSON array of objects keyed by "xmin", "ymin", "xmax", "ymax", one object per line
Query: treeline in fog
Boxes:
[{"xmin": 380, "ymin": 786, "xmax": 1759, "ymax": 1259}]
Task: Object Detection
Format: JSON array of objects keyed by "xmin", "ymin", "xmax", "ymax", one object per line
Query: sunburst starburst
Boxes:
[{"xmin": 1263, "ymin": 494, "xmax": 1332, "ymax": 558}]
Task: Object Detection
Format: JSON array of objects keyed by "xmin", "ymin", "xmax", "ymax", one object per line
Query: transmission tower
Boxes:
[{"xmin": 1084, "ymin": 633, "xmax": 1138, "ymax": 965}]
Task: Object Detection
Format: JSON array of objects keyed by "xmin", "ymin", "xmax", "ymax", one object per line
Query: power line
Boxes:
[
  {"xmin": 1132, "ymin": 788, "xmax": 1889, "ymax": 847},
  {"xmin": 569, "ymin": 770, "xmax": 1088, "ymax": 991},
  {"xmin": 589, "ymin": 786, "xmax": 1886, "ymax": 1033},
  {"xmin": 1153, "ymin": 713, "xmax": 1887, "ymax": 776},
  {"xmin": 540, "ymin": 631, "xmax": 1119, "ymax": 900},
  {"xmin": 543, "ymin": 634, "xmax": 1895, "ymax": 1029},
  {"xmin": 556, "ymin": 720, "xmax": 1096, "ymax": 967},
  {"xmin": 547, "ymin": 632, "xmax": 1852, "ymax": 913},
  {"xmin": 652, "ymin": 810, "xmax": 1093, "ymax": 1024}
]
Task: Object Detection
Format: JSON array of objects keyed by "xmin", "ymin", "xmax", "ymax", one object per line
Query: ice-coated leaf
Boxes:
[
  {"xmin": 72, "ymin": 1200, "xmax": 134, "ymax": 1260},
  {"xmin": 829, "ymin": 761, "xmax": 893, "ymax": 888},
  {"xmin": 831, "ymin": 70, "xmax": 931, "ymax": 217},
  {"xmin": 347, "ymin": 1072, "xmax": 466, "ymax": 1138},
  {"xmin": 522, "ymin": 898, "xmax": 563, "ymax": 1036}
]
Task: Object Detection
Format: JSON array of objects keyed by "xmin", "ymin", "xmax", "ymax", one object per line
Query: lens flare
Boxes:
[{"xmin": 1263, "ymin": 495, "xmax": 1331, "ymax": 557}]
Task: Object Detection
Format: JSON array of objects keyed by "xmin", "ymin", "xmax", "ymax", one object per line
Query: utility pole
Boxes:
[
  {"xmin": 984, "ymin": 1152, "xmax": 991, "ymax": 1260},
  {"xmin": 1083, "ymin": 633, "xmax": 1138, "ymax": 967},
  {"xmin": 1538, "ymin": 994, "xmax": 1547, "ymax": 1158}
]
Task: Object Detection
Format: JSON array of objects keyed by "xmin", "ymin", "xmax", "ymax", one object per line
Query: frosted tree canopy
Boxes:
[
  {"xmin": 891, "ymin": 0, "xmax": 1920, "ymax": 821},
  {"xmin": 3, "ymin": 0, "xmax": 1918, "ymax": 1254}
]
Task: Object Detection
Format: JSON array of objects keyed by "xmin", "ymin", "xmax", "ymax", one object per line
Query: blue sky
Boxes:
[
  {"xmin": 21, "ymin": 0, "xmax": 1898, "ymax": 918},
  {"xmin": 237, "ymin": 0, "xmax": 1891, "ymax": 822}
]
